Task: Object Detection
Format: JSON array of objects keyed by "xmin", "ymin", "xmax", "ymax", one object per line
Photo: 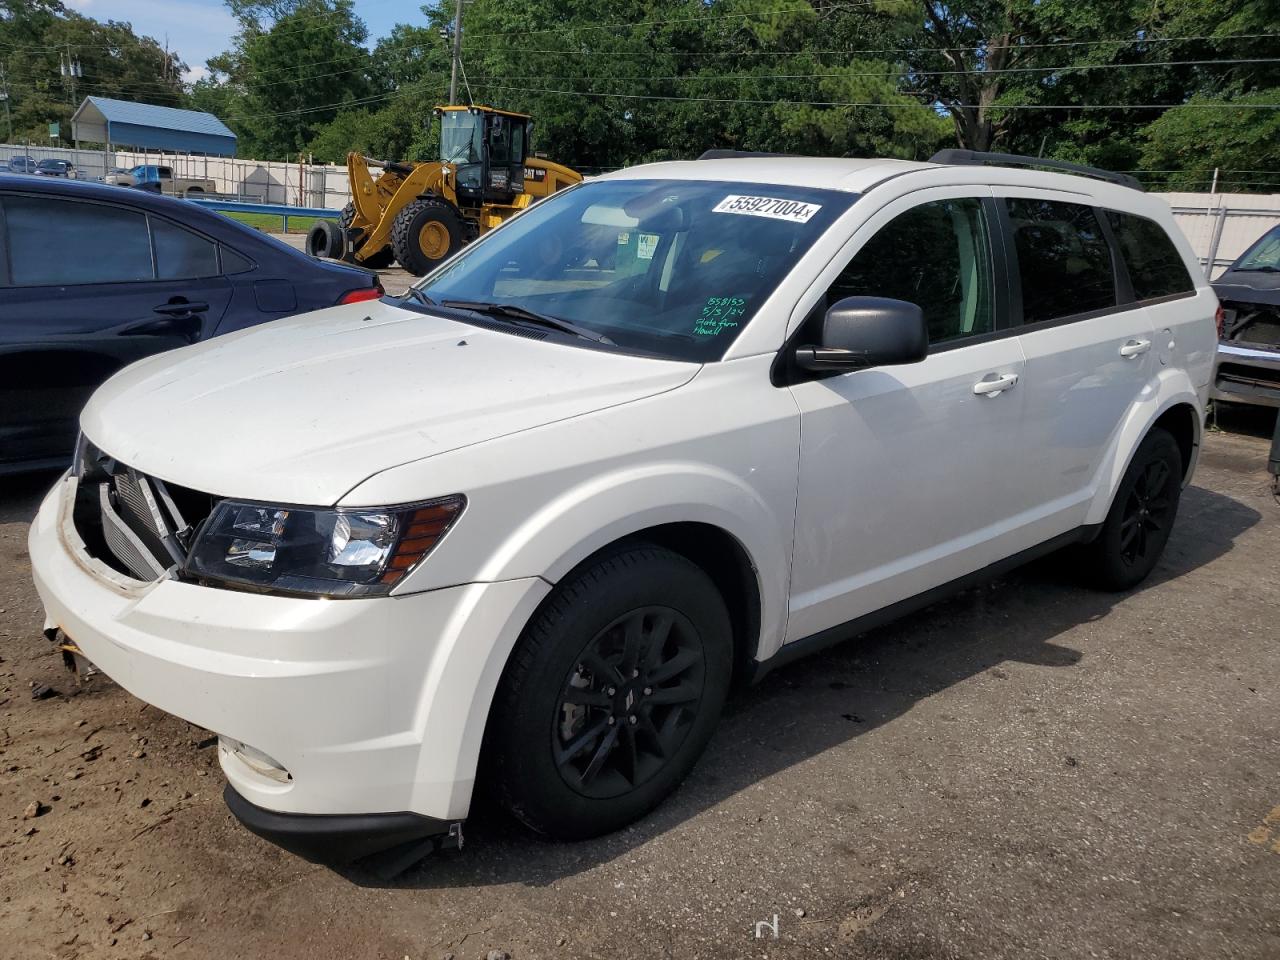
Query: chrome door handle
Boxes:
[
  {"xmin": 1119, "ymin": 338, "xmax": 1151, "ymax": 358},
  {"xmin": 973, "ymin": 372, "xmax": 1019, "ymax": 397}
]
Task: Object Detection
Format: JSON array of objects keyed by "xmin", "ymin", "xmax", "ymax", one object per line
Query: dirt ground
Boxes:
[{"xmin": 1, "ymin": 408, "xmax": 1278, "ymax": 960}]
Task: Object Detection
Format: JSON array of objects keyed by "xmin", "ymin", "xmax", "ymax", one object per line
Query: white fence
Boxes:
[
  {"xmin": 3, "ymin": 141, "xmax": 1279, "ymax": 267},
  {"xmin": 1, "ymin": 142, "xmax": 352, "ymax": 209},
  {"xmin": 1156, "ymin": 192, "xmax": 1280, "ymax": 279}
]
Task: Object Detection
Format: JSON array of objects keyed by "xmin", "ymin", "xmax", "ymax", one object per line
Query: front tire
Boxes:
[
  {"xmin": 390, "ymin": 197, "xmax": 464, "ymax": 275},
  {"xmin": 1082, "ymin": 427, "xmax": 1183, "ymax": 590},
  {"xmin": 487, "ymin": 545, "xmax": 732, "ymax": 840}
]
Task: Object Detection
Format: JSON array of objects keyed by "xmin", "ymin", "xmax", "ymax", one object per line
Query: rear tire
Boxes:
[
  {"xmin": 305, "ymin": 219, "xmax": 346, "ymax": 259},
  {"xmin": 1080, "ymin": 427, "xmax": 1183, "ymax": 590},
  {"xmin": 390, "ymin": 197, "xmax": 464, "ymax": 276},
  {"xmin": 487, "ymin": 545, "xmax": 732, "ymax": 840}
]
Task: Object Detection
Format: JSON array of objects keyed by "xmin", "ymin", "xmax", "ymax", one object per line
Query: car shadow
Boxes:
[
  {"xmin": 342, "ymin": 482, "xmax": 1261, "ymax": 890},
  {"xmin": 0, "ymin": 469, "xmax": 61, "ymax": 525}
]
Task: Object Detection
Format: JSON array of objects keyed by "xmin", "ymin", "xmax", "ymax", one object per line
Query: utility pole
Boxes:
[
  {"xmin": 60, "ymin": 44, "xmax": 81, "ymax": 111},
  {"xmin": 448, "ymin": 0, "xmax": 463, "ymax": 105},
  {"xmin": 0, "ymin": 62, "xmax": 11, "ymax": 144}
]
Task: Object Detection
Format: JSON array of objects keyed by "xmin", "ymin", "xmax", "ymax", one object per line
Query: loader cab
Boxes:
[{"xmin": 437, "ymin": 105, "xmax": 529, "ymax": 206}]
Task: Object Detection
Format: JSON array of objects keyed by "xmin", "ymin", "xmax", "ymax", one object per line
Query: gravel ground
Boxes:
[{"xmin": 1, "ymin": 409, "xmax": 1277, "ymax": 960}]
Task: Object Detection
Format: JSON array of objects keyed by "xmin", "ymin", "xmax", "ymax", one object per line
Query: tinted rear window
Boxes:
[
  {"xmin": 1007, "ymin": 198, "xmax": 1116, "ymax": 324},
  {"xmin": 4, "ymin": 196, "xmax": 153, "ymax": 286},
  {"xmin": 1105, "ymin": 211, "xmax": 1194, "ymax": 300}
]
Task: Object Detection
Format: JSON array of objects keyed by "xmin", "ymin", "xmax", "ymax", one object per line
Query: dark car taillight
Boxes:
[
  {"xmin": 1215, "ymin": 303, "xmax": 1225, "ymax": 339},
  {"xmin": 338, "ymin": 284, "xmax": 383, "ymax": 305}
]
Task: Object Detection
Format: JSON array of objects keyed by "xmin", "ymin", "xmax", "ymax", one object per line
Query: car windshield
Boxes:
[
  {"xmin": 1233, "ymin": 226, "xmax": 1280, "ymax": 272},
  {"xmin": 37, "ymin": 160, "xmax": 67, "ymax": 171},
  {"xmin": 412, "ymin": 179, "xmax": 854, "ymax": 361}
]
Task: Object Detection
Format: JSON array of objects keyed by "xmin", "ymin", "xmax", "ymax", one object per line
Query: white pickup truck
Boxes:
[{"xmin": 103, "ymin": 164, "xmax": 217, "ymax": 197}]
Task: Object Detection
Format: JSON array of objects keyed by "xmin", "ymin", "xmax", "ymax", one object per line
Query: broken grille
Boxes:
[{"xmin": 73, "ymin": 438, "xmax": 215, "ymax": 582}]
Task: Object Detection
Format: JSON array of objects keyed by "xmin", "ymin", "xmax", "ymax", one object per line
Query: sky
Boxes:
[{"xmin": 63, "ymin": 0, "xmax": 429, "ymax": 82}]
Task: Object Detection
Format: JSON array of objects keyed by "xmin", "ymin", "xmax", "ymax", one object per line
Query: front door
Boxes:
[{"xmin": 786, "ymin": 189, "xmax": 1030, "ymax": 643}]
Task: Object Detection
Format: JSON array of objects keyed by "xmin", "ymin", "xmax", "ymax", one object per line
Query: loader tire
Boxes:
[
  {"xmin": 306, "ymin": 219, "xmax": 346, "ymax": 260},
  {"xmin": 390, "ymin": 197, "xmax": 465, "ymax": 276},
  {"xmin": 339, "ymin": 203, "xmax": 396, "ymax": 269}
]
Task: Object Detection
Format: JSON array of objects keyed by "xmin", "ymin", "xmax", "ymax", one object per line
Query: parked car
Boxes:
[
  {"xmin": 0, "ymin": 174, "xmax": 381, "ymax": 473},
  {"xmin": 34, "ymin": 158, "xmax": 76, "ymax": 179},
  {"xmin": 1209, "ymin": 223, "xmax": 1280, "ymax": 407},
  {"xmin": 28, "ymin": 151, "xmax": 1215, "ymax": 868},
  {"xmin": 6, "ymin": 156, "xmax": 37, "ymax": 175},
  {"xmin": 103, "ymin": 164, "xmax": 217, "ymax": 197}
]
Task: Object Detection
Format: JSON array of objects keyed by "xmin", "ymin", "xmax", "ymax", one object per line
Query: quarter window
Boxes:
[
  {"xmin": 1105, "ymin": 211, "xmax": 1194, "ymax": 300},
  {"xmin": 1007, "ymin": 198, "xmax": 1116, "ymax": 324},
  {"xmin": 4, "ymin": 196, "xmax": 153, "ymax": 286},
  {"xmin": 151, "ymin": 218, "xmax": 220, "ymax": 280},
  {"xmin": 826, "ymin": 197, "xmax": 995, "ymax": 345}
]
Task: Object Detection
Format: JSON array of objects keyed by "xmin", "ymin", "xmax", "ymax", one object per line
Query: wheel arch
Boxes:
[
  {"xmin": 1084, "ymin": 374, "xmax": 1204, "ymax": 526},
  {"xmin": 565, "ymin": 521, "xmax": 763, "ymax": 690},
  {"xmin": 438, "ymin": 506, "xmax": 780, "ymax": 821}
]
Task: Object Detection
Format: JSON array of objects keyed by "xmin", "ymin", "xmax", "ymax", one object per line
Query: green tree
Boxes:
[
  {"xmin": 204, "ymin": 0, "xmax": 376, "ymax": 159},
  {"xmin": 0, "ymin": 0, "xmax": 184, "ymax": 143}
]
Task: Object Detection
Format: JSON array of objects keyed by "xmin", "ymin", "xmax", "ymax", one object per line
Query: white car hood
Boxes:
[{"xmin": 81, "ymin": 301, "xmax": 698, "ymax": 505}]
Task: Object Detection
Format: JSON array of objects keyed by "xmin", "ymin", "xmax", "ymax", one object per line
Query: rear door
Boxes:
[
  {"xmin": 0, "ymin": 192, "xmax": 232, "ymax": 470},
  {"xmin": 996, "ymin": 191, "xmax": 1155, "ymax": 535}
]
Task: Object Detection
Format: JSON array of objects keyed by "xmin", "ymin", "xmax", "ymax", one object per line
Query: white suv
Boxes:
[{"xmin": 28, "ymin": 151, "xmax": 1216, "ymax": 866}]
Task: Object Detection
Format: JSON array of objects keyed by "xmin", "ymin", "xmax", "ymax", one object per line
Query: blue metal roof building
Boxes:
[{"xmin": 70, "ymin": 97, "xmax": 238, "ymax": 156}]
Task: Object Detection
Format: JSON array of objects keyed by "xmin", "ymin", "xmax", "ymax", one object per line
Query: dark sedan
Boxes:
[
  {"xmin": 0, "ymin": 175, "xmax": 381, "ymax": 474},
  {"xmin": 35, "ymin": 158, "xmax": 77, "ymax": 179},
  {"xmin": 7, "ymin": 156, "xmax": 37, "ymax": 175}
]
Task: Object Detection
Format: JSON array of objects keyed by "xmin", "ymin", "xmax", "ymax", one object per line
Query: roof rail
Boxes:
[
  {"xmin": 929, "ymin": 149, "xmax": 1144, "ymax": 192},
  {"xmin": 697, "ymin": 149, "xmax": 795, "ymax": 160}
]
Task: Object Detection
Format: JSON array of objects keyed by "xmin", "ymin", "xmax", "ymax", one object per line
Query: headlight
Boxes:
[{"xmin": 183, "ymin": 495, "xmax": 465, "ymax": 598}]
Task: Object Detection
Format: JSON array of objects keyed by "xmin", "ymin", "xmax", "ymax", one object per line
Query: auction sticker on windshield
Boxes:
[{"xmin": 712, "ymin": 195, "xmax": 822, "ymax": 223}]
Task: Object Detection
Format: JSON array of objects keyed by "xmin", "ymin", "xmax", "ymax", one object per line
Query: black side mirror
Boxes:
[{"xmin": 795, "ymin": 296, "xmax": 929, "ymax": 372}]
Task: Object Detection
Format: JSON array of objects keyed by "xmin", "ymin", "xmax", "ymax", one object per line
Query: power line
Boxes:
[
  {"xmin": 461, "ymin": 0, "xmax": 909, "ymax": 41},
  {"xmin": 473, "ymin": 82, "xmax": 1280, "ymax": 110},
  {"xmin": 21, "ymin": 51, "xmax": 1266, "ymax": 103},
  {"xmin": 471, "ymin": 57, "xmax": 1280, "ymax": 84},
  {"xmin": 464, "ymin": 31, "xmax": 1280, "ymax": 58}
]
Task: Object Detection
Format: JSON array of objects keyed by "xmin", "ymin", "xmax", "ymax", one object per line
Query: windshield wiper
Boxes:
[
  {"xmin": 1232, "ymin": 265, "xmax": 1280, "ymax": 273},
  {"xmin": 439, "ymin": 299, "xmax": 615, "ymax": 344},
  {"xmin": 402, "ymin": 286, "xmax": 435, "ymax": 305}
]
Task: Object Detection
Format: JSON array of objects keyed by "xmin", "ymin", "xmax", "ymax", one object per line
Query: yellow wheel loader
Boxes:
[{"xmin": 307, "ymin": 105, "xmax": 582, "ymax": 276}]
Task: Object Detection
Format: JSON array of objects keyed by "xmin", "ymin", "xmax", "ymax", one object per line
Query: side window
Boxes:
[
  {"xmin": 826, "ymin": 197, "xmax": 995, "ymax": 345},
  {"xmin": 1007, "ymin": 198, "xmax": 1116, "ymax": 324},
  {"xmin": 220, "ymin": 246, "xmax": 254, "ymax": 274},
  {"xmin": 151, "ymin": 218, "xmax": 220, "ymax": 279},
  {"xmin": 4, "ymin": 196, "xmax": 153, "ymax": 286},
  {"xmin": 1105, "ymin": 211, "xmax": 1194, "ymax": 300}
]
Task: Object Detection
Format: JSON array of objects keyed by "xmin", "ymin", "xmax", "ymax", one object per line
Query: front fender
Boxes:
[
  {"xmin": 472, "ymin": 461, "xmax": 789, "ymax": 659},
  {"xmin": 1084, "ymin": 368, "xmax": 1204, "ymax": 526}
]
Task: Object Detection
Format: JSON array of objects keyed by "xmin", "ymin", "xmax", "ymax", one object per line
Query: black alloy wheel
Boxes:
[
  {"xmin": 1118, "ymin": 456, "xmax": 1175, "ymax": 567},
  {"xmin": 553, "ymin": 606, "xmax": 706, "ymax": 799},
  {"xmin": 486, "ymin": 544, "xmax": 732, "ymax": 840},
  {"xmin": 1080, "ymin": 426, "xmax": 1183, "ymax": 590}
]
